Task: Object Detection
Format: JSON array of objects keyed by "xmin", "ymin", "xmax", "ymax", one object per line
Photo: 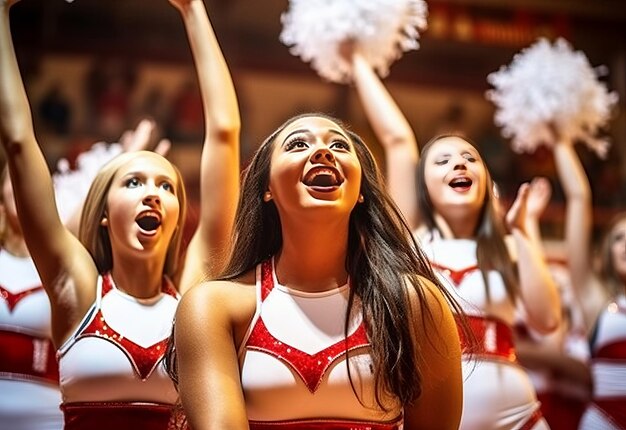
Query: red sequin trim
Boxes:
[
  {"xmin": 247, "ymin": 317, "xmax": 369, "ymax": 393},
  {"xmin": 0, "ymin": 284, "xmax": 44, "ymax": 312},
  {"xmin": 246, "ymin": 260, "xmax": 370, "ymax": 393},
  {"xmin": 429, "ymin": 262, "xmax": 479, "ymax": 287},
  {"xmin": 77, "ymin": 274, "xmax": 177, "ymax": 380}
]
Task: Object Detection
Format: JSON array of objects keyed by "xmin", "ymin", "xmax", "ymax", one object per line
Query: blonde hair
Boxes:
[{"xmin": 78, "ymin": 151, "xmax": 187, "ymax": 281}]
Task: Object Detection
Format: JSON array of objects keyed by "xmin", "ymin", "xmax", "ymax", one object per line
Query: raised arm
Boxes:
[
  {"xmin": 0, "ymin": 0, "xmax": 97, "ymax": 344},
  {"xmin": 552, "ymin": 139, "xmax": 607, "ymax": 330},
  {"xmin": 348, "ymin": 49, "xmax": 420, "ymax": 230},
  {"xmin": 170, "ymin": 0, "xmax": 241, "ymax": 292},
  {"xmin": 506, "ymin": 183, "xmax": 561, "ymax": 334},
  {"xmin": 403, "ymin": 279, "xmax": 463, "ymax": 429}
]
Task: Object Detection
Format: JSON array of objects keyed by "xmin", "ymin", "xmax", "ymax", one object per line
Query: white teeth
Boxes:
[{"xmin": 305, "ymin": 168, "xmax": 340, "ymax": 185}]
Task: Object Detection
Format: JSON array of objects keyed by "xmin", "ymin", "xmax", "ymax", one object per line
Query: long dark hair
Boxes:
[
  {"xmin": 416, "ymin": 134, "xmax": 518, "ymax": 303},
  {"xmin": 167, "ymin": 113, "xmax": 465, "ymax": 408}
]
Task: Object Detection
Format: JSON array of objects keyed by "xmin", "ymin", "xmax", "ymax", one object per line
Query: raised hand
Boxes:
[
  {"xmin": 506, "ymin": 182, "xmax": 530, "ymax": 234},
  {"xmin": 119, "ymin": 118, "xmax": 171, "ymax": 156},
  {"xmin": 525, "ymin": 177, "xmax": 552, "ymax": 221}
]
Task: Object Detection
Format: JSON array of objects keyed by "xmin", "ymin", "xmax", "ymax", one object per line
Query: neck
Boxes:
[
  {"xmin": 275, "ymin": 213, "xmax": 350, "ymax": 293},
  {"xmin": 110, "ymin": 253, "xmax": 167, "ymax": 298},
  {"xmin": 436, "ymin": 209, "xmax": 479, "ymax": 239},
  {"xmin": 2, "ymin": 227, "xmax": 29, "ymax": 258}
]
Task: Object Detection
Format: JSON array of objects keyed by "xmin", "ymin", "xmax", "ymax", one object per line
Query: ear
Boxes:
[
  {"xmin": 263, "ymin": 191, "xmax": 273, "ymax": 202},
  {"xmin": 358, "ymin": 194, "xmax": 364, "ymax": 204},
  {"xmin": 100, "ymin": 216, "xmax": 108, "ymax": 227}
]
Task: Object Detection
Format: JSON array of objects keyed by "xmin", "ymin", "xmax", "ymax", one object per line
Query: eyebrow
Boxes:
[
  {"xmin": 120, "ymin": 171, "xmax": 176, "ymax": 182},
  {"xmin": 434, "ymin": 150, "xmax": 477, "ymax": 158},
  {"xmin": 282, "ymin": 128, "xmax": 348, "ymax": 147}
]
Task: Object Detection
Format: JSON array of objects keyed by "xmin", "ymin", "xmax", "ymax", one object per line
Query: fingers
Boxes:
[
  {"xmin": 506, "ymin": 182, "xmax": 530, "ymax": 231},
  {"xmin": 154, "ymin": 138, "xmax": 172, "ymax": 157},
  {"xmin": 122, "ymin": 119, "xmax": 156, "ymax": 152},
  {"xmin": 516, "ymin": 182, "xmax": 530, "ymax": 201}
]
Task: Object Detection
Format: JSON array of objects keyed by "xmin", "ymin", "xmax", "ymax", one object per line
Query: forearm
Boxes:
[
  {"xmin": 351, "ymin": 54, "xmax": 419, "ymax": 229},
  {"xmin": 0, "ymin": 5, "xmax": 35, "ymax": 147},
  {"xmin": 176, "ymin": 0, "xmax": 240, "ymax": 280},
  {"xmin": 352, "ymin": 54, "xmax": 416, "ymax": 153},
  {"xmin": 0, "ymin": 4, "xmax": 63, "ymax": 252},
  {"xmin": 178, "ymin": 0, "xmax": 240, "ymax": 140},
  {"xmin": 553, "ymin": 143, "xmax": 595, "ymax": 306},
  {"xmin": 513, "ymin": 229, "xmax": 561, "ymax": 333}
]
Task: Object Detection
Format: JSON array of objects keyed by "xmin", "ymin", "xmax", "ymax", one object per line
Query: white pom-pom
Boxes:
[
  {"xmin": 53, "ymin": 142, "xmax": 123, "ymax": 224},
  {"xmin": 486, "ymin": 38, "xmax": 618, "ymax": 157},
  {"xmin": 280, "ymin": 0, "xmax": 428, "ymax": 84}
]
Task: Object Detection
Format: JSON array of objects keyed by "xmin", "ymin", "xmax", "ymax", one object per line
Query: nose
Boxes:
[
  {"xmin": 453, "ymin": 156, "xmax": 467, "ymax": 170},
  {"xmin": 143, "ymin": 194, "xmax": 161, "ymax": 206},
  {"xmin": 143, "ymin": 185, "xmax": 161, "ymax": 206},
  {"xmin": 310, "ymin": 148, "xmax": 335, "ymax": 165}
]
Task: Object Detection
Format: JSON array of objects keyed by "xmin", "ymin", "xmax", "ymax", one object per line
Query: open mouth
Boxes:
[
  {"xmin": 136, "ymin": 211, "xmax": 162, "ymax": 232},
  {"xmin": 449, "ymin": 177, "xmax": 473, "ymax": 190},
  {"xmin": 303, "ymin": 167, "xmax": 343, "ymax": 190}
]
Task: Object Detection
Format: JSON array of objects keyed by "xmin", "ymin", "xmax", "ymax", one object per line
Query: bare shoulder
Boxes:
[
  {"xmin": 179, "ymin": 270, "xmax": 255, "ymax": 317},
  {"xmin": 176, "ymin": 269, "xmax": 257, "ymax": 346},
  {"xmin": 405, "ymin": 275, "xmax": 453, "ymax": 321},
  {"xmin": 404, "ymin": 275, "xmax": 461, "ymax": 358}
]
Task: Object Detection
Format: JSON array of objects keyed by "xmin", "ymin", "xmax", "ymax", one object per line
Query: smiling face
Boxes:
[
  {"xmin": 103, "ymin": 152, "xmax": 181, "ymax": 259},
  {"xmin": 267, "ymin": 116, "xmax": 362, "ymax": 218},
  {"xmin": 422, "ymin": 136, "xmax": 487, "ymax": 218}
]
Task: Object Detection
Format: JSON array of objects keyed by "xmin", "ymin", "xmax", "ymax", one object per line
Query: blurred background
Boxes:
[{"xmin": 6, "ymin": 0, "xmax": 626, "ymax": 245}]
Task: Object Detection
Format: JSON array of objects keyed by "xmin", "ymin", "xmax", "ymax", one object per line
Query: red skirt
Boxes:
[
  {"xmin": 248, "ymin": 417, "xmax": 403, "ymax": 430},
  {"xmin": 62, "ymin": 402, "xmax": 174, "ymax": 430}
]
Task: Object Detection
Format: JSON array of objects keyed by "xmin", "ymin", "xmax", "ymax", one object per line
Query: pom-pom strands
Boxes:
[
  {"xmin": 280, "ymin": 0, "xmax": 428, "ymax": 84},
  {"xmin": 487, "ymin": 38, "xmax": 618, "ymax": 158},
  {"xmin": 53, "ymin": 143, "xmax": 123, "ymax": 224}
]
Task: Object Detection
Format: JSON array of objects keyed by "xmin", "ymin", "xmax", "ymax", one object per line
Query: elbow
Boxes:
[
  {"xmin": 532, "ymin": 311, "xmax": 562, "ymax": 335},
  {"xmin": 384, "ymin": 133, "xmax": 414, "ymax": 149},
  {"xmin": 210, "ymin": 121, "xmax": 240, "ymax": 145},
  {"xmin": 542, "ymin": 315, "xmax": 561, "ymax": 334},
  {"xmin": 0, "ymin": 122, "xmax": 35, "ymax": 152}
]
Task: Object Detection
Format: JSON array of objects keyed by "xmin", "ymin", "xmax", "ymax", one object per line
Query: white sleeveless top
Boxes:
[
  {"xmin": 419, "ymin": 234, "xmax": 546, "ymax": 430},
  {"xmin": 238, "ymin": 259, "xmax": 402, "ymax": 423},
  {"xmin": 58, "ymin": 273, "xmax": 179, "ymax": 405},
  {"xmin": 0, "ymin": 249, "xmax": 63, "ymax": 429}
]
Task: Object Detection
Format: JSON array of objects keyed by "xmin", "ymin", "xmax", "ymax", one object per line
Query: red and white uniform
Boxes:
[
  {"xmin": 238, "ymin": 260, "xmax": 403, "ymax": 430},
  {"xmin": 57, "ymin": 273, "xmax": 179, "ymax": 430},
  {"xmin": 420, "ymin": 233, "xmax": 548, "ymax": 430},
  {"xmin": 517, "ymin": 262, "xmax": 589, "ymax": 430},
  {"xmin": 579, "ymin": 295, "xmax": 626, "ymax": 429},
  {"xmin": 0, "ymin": 249, "xmax": 63, "ymax": 430}
]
